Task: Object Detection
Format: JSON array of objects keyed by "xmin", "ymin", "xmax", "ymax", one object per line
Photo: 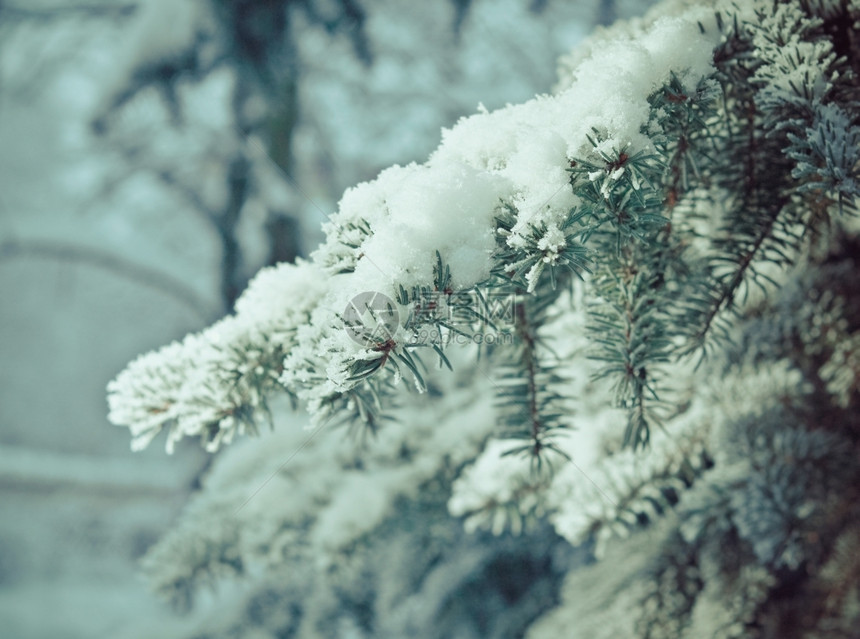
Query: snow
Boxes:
[
  {"xmin": 142, "ymin": 380, "xmax": 498, "ymax": 593},
  {"xmin": 105, "ymin": 258, "xmax": 331, "ymax": 453},
  {"xmin": 233, "ymin": 259, "xmax": 328, "ymax": 333},
  {"xmin": 350, "ymin": 161, "xmax": 508, "ymax": 293}
]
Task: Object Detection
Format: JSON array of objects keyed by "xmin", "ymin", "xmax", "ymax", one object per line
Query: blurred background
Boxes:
[{"xmin": 0, "ymin": 0, "xmax": 656, "ymax": 636}]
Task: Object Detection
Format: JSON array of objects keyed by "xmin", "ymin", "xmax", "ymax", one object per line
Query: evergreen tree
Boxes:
[{"xmin": 108, "ymin": 0, "xmax": 860, "ymax": 636}]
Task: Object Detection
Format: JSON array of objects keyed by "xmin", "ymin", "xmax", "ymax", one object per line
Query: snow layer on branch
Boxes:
[
  {"xmin": 111, "ymin": 2, "xmax": 722, "ymax": 451},
  {"xmin": 428, "ymin": 9, "xmax": 719, "ymax": 246},
  {"xmin": 348, "ymin": 161, "xmax": 510, "ymax": 294},
  {"xmin": 553, "ymin": 0, "xmax": 708, "ymax": 90},
  {"xmin": 315, "ymin": 5, "xmax": 720, "ymax": 285},
  {"xmin": 108, "ymin": 260, "xmax": 327, "ymax": 452},
  {"xmin": 233, "ymin": 259, "xmax": 328, "ymax": 338}
]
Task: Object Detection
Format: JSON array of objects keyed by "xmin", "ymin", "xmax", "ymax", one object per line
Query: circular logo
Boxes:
[{"xmin": 343, "ymin": 291, "xmax": 400, "ymax": 346}]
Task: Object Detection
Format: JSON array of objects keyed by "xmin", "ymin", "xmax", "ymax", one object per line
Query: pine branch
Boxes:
[
  {"xmin": 514, "ymin": 293, "xmax": 546, "ymax": 458},
  {"xmin": 494, "ymin": 280, "xmax": 572, "ymax": 470},
  {"xmin": 691, "ymin": 203, "xmax": 783, "ymax": 349}
]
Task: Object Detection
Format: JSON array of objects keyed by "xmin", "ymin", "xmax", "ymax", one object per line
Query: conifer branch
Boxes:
[
  {"xmin": 514, "ymin": 293, "xmax": 544, "ymax": 458},
  {"xmin": 692, "ymin": 203, "xmax": 784, "ymax": 348}
]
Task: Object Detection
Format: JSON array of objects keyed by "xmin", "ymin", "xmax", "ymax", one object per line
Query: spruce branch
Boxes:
[{"xmin": 496, "ymin": 286, "xmax": 573, "ymax": 472}]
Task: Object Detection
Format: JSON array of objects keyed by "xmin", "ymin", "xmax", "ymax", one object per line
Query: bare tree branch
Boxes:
[
  {"xmin": 0, "ymin": 239, "xmax": 217, "ymax": 321},
  {"xmin": 1, "ymin": 2, "xmax": 137, "ymax": 21}
]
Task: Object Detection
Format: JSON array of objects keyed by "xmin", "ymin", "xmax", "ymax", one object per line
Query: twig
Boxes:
[{"xmin": 0, "ymin": 238, "xmax": 217, "ymax": 320}]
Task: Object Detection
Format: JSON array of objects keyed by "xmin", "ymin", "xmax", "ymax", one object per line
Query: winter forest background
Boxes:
[
  {"xmin": 3, "ymin": 1, "xmax": 859, "ymax": 638},
  {"xmin": 1, "ymin": 1, "xmax": 652, "ymax": 636}
]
